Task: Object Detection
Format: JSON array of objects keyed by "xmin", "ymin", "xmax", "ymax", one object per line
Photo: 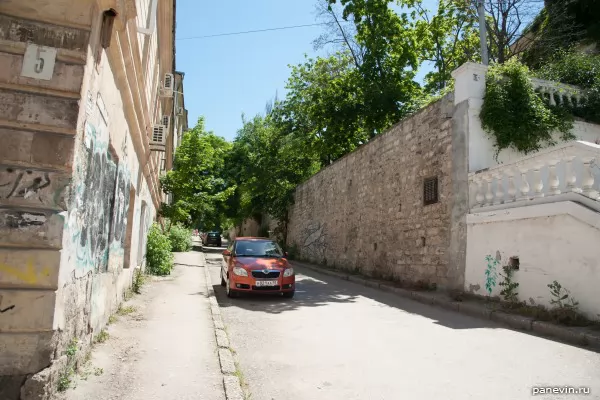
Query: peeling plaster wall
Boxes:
[
  {"xmin": 54, "ymin": 9, "xmax": 156, "ymax": 346},
  {"xmin": 0, "ymin": 10, "xmax": 87, "ymax": 385},
  {"xmin": 0, "ymin": 3, "xmax": 158, "ymax": 399}
]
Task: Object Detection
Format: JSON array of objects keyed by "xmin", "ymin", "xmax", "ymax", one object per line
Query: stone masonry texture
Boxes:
[{"xmin": 287, "ymin": 95, "xmax": 462, "ymax": 289}]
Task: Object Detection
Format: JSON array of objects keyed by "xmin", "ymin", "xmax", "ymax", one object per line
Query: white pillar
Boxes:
[
  {"xmin": 450, "ymin": 62, "xmax": 489, "ymax": 105},
  {"xmin": 532, "ymin": 165, "xmax": 545, "ymax": 198},
  {"xmin": 548, "ymin": 160, "xmax": 561, "ymax": 195},
  {"xmin": 475, "ymin": 178, "xmax": 485, "ymax": 207},
  {"xmin": 581, "ymin": 157, "xmax": 599, "ymax": 199},
  {"xmin": 506, "ymin": 169, "xmax": 517, "ymax": 202},
  {"xmin": 519, "ymin": 167, "xmax": 531, "ymax": 200},
  {"xmin": 565, "ymin": 156, "xmax": 581, "ymax": 193},
  {"xmin": 485, "ymin": 176, "xmax": 494, "ymax": 205},
  {"xmin": 493, "ymin": 173, "xmax": 504, "ymax": 205}
]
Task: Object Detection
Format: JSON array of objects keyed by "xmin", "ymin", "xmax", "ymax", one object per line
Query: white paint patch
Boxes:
[{"xmin": 20, "ymin": 213, "xmax": 47, "ymax": 224}]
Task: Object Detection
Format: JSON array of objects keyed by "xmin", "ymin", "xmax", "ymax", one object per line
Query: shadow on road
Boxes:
[{"xmin": 209, "ymin": 261, "xmax": 496, "ymax": 330}]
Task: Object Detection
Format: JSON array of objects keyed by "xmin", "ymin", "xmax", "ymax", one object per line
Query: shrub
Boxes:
[
  {"xmin": 146, "ymin": 223, "xmax": 173, "ymax": 275},
  {"xmin": 168, "ymin": 223, "xmax": 192, "ymax": 252},
  {"xmin": 535, "ymin": 50, "xmax": 600, "ymax": 124}
]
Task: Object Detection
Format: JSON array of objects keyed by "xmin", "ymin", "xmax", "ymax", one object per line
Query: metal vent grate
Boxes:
[{"xmin": 423, "ymin": 177, "xmax": 438, "ymax": 205}]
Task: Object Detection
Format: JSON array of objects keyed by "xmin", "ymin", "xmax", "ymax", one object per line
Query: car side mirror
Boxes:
[{"xmin": 223, "ymin": 250, "xmax": 231, "ymax": 257}]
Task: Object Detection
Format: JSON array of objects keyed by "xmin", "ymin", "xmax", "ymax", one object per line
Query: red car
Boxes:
[{"xmin": 221, "ymin": 237, "xmax": 295, "ymax": 298}]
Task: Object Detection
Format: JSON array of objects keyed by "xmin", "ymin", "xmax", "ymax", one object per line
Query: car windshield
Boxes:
[
  {"xmin": 208, "ymin": 233, "xmax": 219, "ymax": 237},
  {"xmin": 235, "ymin": 240, "xmax": 284, "ymax": 257}
]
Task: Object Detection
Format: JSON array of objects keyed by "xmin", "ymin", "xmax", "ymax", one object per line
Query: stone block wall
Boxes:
[{"xmin": 287, "ymin": 95, "xmax": 468, "ymax": 289}]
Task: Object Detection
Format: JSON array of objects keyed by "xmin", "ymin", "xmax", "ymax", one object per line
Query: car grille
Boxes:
[
  {"xmin": 251, "ymin": 270, "xmax": 281, "ymax": 278},
  {"xmin": 252, "ymin": 285, "xmax": 281, "ymax": 291}
]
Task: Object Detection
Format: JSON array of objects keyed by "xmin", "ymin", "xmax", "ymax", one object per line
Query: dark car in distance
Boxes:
[{"xmin": 203, "ymin": 232, "xmax": 222, "ymax": 247}]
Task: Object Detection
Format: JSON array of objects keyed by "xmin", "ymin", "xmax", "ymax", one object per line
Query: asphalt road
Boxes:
[{"xmin": 204, "ymin": 246, "xmax": 600, "ymax": 400}]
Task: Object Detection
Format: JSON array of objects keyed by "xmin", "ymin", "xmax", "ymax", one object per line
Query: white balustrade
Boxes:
[
  {"xmin": 531, "ymin": 78, "xmax": 584, "ymax": 108},
  {"xmin": 469, "ymin": 141, "xmax": 600, "ymax": 210}
]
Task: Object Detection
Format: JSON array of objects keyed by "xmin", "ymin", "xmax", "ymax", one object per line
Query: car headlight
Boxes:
[
  {"xmin": 233, "ymin": 266, "xmax": 248, "ymax": 277},
  {"xmin": 283, "ymin": 268, "xmax": 294, "ymax": 277}
]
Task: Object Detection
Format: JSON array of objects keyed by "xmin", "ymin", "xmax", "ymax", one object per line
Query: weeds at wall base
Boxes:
[{"xmin": 94, "ymin": 330, "xmax": 109, "ymax": 344}]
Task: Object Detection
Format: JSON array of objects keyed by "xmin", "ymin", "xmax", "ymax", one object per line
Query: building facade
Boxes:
[{"xmin": 0, "ymin": 0, "xmax": 181, "ymax": 398}]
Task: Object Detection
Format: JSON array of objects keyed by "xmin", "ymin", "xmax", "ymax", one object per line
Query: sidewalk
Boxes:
[{"xmin": 59, "ymin": 251, "xmax": 225, "ymax": 400}]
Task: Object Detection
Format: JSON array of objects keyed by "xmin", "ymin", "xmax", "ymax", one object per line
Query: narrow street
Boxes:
[{"xmin": 204, "ymin": 246, "xmax": 600, "ymax": 400}]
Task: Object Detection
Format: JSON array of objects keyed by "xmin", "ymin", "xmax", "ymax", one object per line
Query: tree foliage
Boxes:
[
  {"xmin": 416, "ymin": 0, "xmax": 480, "ymax": 93},
  {"xmin": 159, "ymin": 117, "xmax": 234, "ymax": 230}
]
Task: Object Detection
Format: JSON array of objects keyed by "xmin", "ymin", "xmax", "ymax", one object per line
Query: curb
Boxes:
[
  {"xmin": 201, "ymin": 252, "xmax": 246, "ymax": 400},
  {"xmin": 291, "ymin": 260, "xmax": 600, "ymax": 350}
]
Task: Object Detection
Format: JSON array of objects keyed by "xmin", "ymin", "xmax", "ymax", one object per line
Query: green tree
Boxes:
[
  {"xmin": 328, "ymin": 0, "xmax": 423, "ymax": 134},
  {"xmin": 415, "ymin": 0, "xmax": 480, "ymax": 94},
  {"xmin": 160, "ymin": 117, "xmax": 234, "ymax": 228},
  {"xmin": 278, "ymin": 52, "xmax": 368, "ymax": 165},
  {"xmin": 226, "ymin": 111, "xmax": 320, "ymax": 243}
]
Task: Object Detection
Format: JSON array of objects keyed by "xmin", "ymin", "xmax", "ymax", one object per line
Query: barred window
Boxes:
[{"xmin": 423, "ymin": 177, "xmax": 439, "ymax": 205}]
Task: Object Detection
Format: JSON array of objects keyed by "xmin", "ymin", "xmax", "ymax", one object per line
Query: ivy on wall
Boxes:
[{"xmin": 480, "ymin": 60, "xmax": 575, "ymax": 158}]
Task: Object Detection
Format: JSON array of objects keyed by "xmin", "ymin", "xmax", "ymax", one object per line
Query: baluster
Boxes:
[
  {"xmin": 494, "ymin": 172, "xmax": 504, "ymax": 204},
  {"xmin": 565, "ymin": 156, "xmax": 581, "ymax": 193},
  {"xmin": 519, "ymin": 166, "xmax": 531, "ymax": 200},
  {"xmin": 537, "ymin": 87, "xmax": 546, "ymax": 102},
  {"xmin": 581, "ymin": 157, "xmax": 599, "ymax": 199},
  {"xmin": 548, "ymin": 160, "xmax": 561, "ymax": 195},
  {"xmin": 475, "ymin": 178, "xmax": 485, "ymax": 207},
  {"xmin": 485, "ymin": 175, "xmax": 494, "ymax": 205},
  {"xmin": 565, "ymin": 94, "xmax": 572, "ymax": 107},
  {"xmin": 557, "ymin": 90, "xmax": 564, "ymax": 106},
  {"xmin": 548, "ymin": 88, "xmax": 556, "ymax": 106},
  {"xmin": 506, "ymin": 169, "xmax": 517, "ymax": 202},
  {"xmin": 574, "ymin": 93, "xmax": 581, "ymax": 108},
  {"xmin": 532, "ymin": 165, "xmax": 544, "ymax": 198}
]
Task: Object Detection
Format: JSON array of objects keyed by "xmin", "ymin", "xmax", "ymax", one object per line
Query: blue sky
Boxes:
[{"xmin": 175, "ymin": 0, "xmax": 436, "ymax": 142}]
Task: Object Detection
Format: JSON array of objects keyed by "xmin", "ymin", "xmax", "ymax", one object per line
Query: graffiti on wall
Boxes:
[
  {"xmin": 484, "ymin": 252, "xmax": 501, "ymax": 296},
  {"xmin": 67, "ymin": 122, "xmax": 131, "ymax": 275},
  {"xmin": 301, "ymin": 222, "xmax": 327, "ymax": 262},
  {"xmin": 0, "ymin": 167, "xmax": 70, "ymax": 209}
]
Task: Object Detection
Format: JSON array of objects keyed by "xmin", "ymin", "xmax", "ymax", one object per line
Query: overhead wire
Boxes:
[{"xmin": 176, "ymin": 23, "xmax": 326, "ymax": 41}]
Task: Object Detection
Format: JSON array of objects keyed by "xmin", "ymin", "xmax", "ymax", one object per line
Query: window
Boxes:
[{"xmin": 423, "ymin": 176, "xmax": 439, "ymax": 205}]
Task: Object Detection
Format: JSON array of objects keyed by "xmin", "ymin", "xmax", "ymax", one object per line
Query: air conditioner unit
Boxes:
[
  {"xmin": 164, "ymin": 73, "xmax": 174, "ymax": 90},
  {"xmin": 162, "ymin": 115, "xmax": 170, "ymax": 128},
  {"xmin": 150, "ymin": 124, "xmax": 166, "ymax": 145},
  {"xmin": 161, "ymin": 73, "xmax": 174, "ymax": 97}
]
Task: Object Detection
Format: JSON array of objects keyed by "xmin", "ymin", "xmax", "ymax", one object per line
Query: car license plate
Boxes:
[{"xmin": 255, "ymin": 280, "xmax": 278, "ymax": 287}]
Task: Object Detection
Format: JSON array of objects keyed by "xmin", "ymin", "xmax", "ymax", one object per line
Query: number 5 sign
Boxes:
[{"xmin": 21, "ymin": 44, "xmax": 57, "ymax": 81}]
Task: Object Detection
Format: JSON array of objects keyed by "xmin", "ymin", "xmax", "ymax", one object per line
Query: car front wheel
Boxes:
[
  {"xmin": 226, "ymin": 281, "xmax": 237, "ymax": 298},
  {"xmin": 282, "ymin": 291, "xmax": 295, "ymax": 299}
]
